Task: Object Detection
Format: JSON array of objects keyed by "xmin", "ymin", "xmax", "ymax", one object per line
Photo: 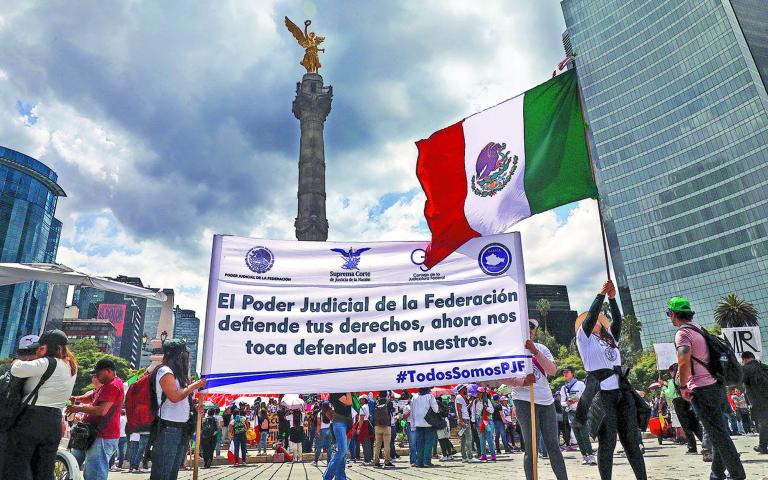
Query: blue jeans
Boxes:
[
  {"xmin": 349, "ymin": 433, "xmax": 359, "ymax": 460},
  {"xmin": 315, "ymin": 427, "xmax": 330, "ymax": 463},
  {"xmin": 406, "ymin": 423, "xmax": 417, "ymax": 465},
  {"xmin": 73, "ymin": 437, "xmax": 119, "ymax": 480},
  {"xmin": 150, "ymin": 424, "xmax": 189, "ymax": 480},
  {"xmin": 691, "ymin": 384, "xmax": 746, "ymax": 480},
  {"xmin": 258, "ymin": 430, "xmax": 268, "ymax": 452},
  {"xmin": 414, "ymin": 427, "xmax": 436, "ymax": 466},
  {"xmin": 323, "ymin": 422, "xmax": 348, "ymax": 480},
  {"xmin": 110, "ymin": 437, "xmax": 128, "ymax": 468},
  {"xmin": 476, "ymin": 419, "xmax": 496, "ymax": 457},
  {"xmin": 233, "ymin": 433, "xmax": 248, "ymax": 463},
  {"xmin": 127, "ymin": 435, "xmax": 149, "ymax": 470},
  {"xmin": 494, "ymin": 420, "xmax": 509, "ymax": 451}
]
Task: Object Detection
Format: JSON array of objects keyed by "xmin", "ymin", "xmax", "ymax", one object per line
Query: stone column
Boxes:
[
  {"xmin": 149, "ymin": 290, "xmax": 175, "ymax": 370},
  {"xmin": 293, "ymin": 73, "xmax": 332, "ymax": 241}
]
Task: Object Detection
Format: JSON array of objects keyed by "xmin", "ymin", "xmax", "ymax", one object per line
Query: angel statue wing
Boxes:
[{"xmin": 284, "ymin": 16, "xmax": 309, "ymax": 48}]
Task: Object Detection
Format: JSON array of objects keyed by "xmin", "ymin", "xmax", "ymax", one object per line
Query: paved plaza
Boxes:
[{"xmin": 110, "ymin": 435, "xmax": 768, "ymax": 480}]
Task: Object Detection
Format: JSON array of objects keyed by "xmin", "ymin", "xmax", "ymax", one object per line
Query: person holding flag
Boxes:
[
  {"xmin": 472, "ymin": 387, "xmax": 496, "ymax": 461},
  {"xmin": 510, "ymin": 318, "xmax": 567, "ymax": 480}
]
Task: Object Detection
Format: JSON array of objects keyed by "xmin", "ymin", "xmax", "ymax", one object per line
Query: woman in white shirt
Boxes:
[
  {"xmin": 411, "ymin": 387, "xmax": 439, "ymax": 467},
  {"xmin": 3, "ymin": 329, "xmax": 77, "ymax": 480},
  {"xmin": 575, "ymin": 280, "xmax": 646, "ymax": 480},
  {"xmin": 150, "ymin": 339, "xmax": 205, "ymax": 480},
  {"xmin": 509, "ymin": 319, "xmax": 568, "ymax": 480}
]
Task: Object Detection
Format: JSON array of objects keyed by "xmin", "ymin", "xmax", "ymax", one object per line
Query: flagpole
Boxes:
[
  {"xmin": 574, "ymin": 61, "xmax": 612, "ymax": 280},
  {"xmin": 530, "ymin": 387, "xmax": 538, "ymax": 480},
  {"xmin": 193, "ymin": 392, "xmax": 204, "ymax": 480}
]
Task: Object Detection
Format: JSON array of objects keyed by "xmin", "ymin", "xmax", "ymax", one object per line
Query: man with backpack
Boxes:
[
  {"xmin": 669, "ymin": 297, "xmax": 746, "ymax": 480},
  {"xmin": 741, "ymin": 351, "xmax": 768, "ymax": 454},
  {"xmin": 372, "ymin": 392, "xmax": 394, "ymax": 468},
  {"xmin": 201, "ymin": 409, "xmax": 219, "ymax": 467}
]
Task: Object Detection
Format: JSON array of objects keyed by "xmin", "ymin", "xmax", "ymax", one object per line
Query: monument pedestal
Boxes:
[{"xmin": 293, "ymin": 73, "xmax": 332, "ymax": 241}]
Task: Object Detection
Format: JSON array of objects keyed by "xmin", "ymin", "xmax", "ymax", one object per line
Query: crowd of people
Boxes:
[{"xmin": 0, "ymin": 279, "xmax": 766, "ymax": 480}]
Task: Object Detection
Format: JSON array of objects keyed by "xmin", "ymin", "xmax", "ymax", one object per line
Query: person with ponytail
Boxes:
[
  {"xmin": 574, "ymin": 280, "xmax": 647, "ymax": 480},
  {"xmin": 4, "ymin": 330, "xmax": 77, "ymax": 480},
  {"xmin": 150, "ymin": 339, "xmax": 206, "ymax": 480}
]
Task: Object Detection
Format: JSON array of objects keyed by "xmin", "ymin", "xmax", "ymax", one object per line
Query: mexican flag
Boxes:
[{"xmin": 416, "ymin": 69, "xmax": 598, "ymax": 268}]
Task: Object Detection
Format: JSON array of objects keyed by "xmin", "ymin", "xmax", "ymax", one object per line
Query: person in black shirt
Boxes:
[
  {"xmin": 289, "ymin": 410, "xmax": 305, "ymax": 462},
  {"xmin": 324, "ymin": 393, "xmax": 352, "ymax": 480},
  {"xmin": 741, "ymin": 351, "xmax": 768, "ymax": 454}
]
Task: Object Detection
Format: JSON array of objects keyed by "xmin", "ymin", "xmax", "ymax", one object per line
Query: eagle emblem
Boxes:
[
  {"xmin": 330, "ymin": 247, "xmax": 371, "ymax": 270},
  {"xmin": 471, "ymin": 142, "xmax": 518, "ymax": 197}
]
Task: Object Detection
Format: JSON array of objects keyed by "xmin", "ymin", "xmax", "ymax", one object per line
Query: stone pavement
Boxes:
[{"xmin": 109, "ymin": 435, "xmax": 768, "ymax": 480}]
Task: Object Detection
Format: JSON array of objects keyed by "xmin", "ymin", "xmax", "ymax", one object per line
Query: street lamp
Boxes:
[{"xmin": 160, "ymin": 330, "xmax": 168, "ymax": 344}]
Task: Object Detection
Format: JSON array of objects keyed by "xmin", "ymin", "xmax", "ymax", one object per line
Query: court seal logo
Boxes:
[{"xmin": 245, "ymin": 246, "xmax": 275, "ymax": 273}]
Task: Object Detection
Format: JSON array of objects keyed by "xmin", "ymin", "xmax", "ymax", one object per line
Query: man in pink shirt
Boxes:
[{"xmin": 670, "ymin": 297, "xmax": 744, "ymax": 480}]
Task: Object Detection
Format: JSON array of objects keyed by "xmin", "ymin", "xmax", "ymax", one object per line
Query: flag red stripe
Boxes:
[{"xmin": 416, "ymin": 121, "xmax": 480, "ymax": 268}]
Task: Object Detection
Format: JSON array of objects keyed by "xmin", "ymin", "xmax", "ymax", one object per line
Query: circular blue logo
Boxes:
[
  {"xmin": 245, "ymin": 246, "xmax": 274, "ymax": 273},
  {"xmin": 478, "ymin": 243, "xmax": 511, "ymax": 276}
]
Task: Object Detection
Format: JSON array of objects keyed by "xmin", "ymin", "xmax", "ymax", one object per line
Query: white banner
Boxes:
[
  {"xmin": 722, "ymin": 327, "xmax": 762, "ymax": 360},
  {"xmin": 201, "ymin": 233, "xmax": 531, "ymax": 393},
  {"xmin": 653, "ymin": 343, "xmax": 677, "ymax": 370}
]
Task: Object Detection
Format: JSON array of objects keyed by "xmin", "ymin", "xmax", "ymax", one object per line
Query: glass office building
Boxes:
[
  {"xmin": 173, "ymin": 306, "xmax": 200, "ymax": 377},
  {"xmin": 0, "ymin": 146, "xmax": 65, "ymax": 357},
  {"xmin": 561, "ymin": 0, "xmax": 768, "ymax": 350}
]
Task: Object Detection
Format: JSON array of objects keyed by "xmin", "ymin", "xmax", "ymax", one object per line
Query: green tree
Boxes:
[
  {"xmin": 535, "ymin": 299, "xmax": 551, "ymax": 333},
  {"xmin": 714, "ymin": 293, "xmax": 759, "ymax": 328},
  {"xmin": 622, "ymin": 314, "xmax": 642, "ymax": 352},
  {"xmin": 71, "ymin": 339, "xmax": 138, "ymax": 394},
  {"xmin": 533, "ymin": 328, "xmax": 558, "ymax": 355},
  {"xmin": 627, "ymin": 348, "xmax": 659, "ymax": 394}
]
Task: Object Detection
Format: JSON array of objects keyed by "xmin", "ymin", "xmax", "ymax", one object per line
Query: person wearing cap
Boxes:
[
  {"xmin": 670, "ymin": 297, "xmax": 746, "ymax": 480},
  {"xmin": 149, "ymin": 338, "xmax": 206, "ymax": 479},
  {"xmin": 509, "ymin": 318, "xmax": 567, "ymax": 480},
  {"xmin": 741, "ymin": 351, "xmax": 768, "ymax": 454},
  {"xmin": 559, "ymin": 366, "xmax": 594, "ymax": 465},
  {"xmin": 3, "ymin": 330, "xmax": 77, "ymax": 480},
  {"xmin": 454, "ymin": 384, "xmax": 478, "ymax": 463},
  {"xmin": 66, "ymin": 356, "xmax": 124, "ymax": 480},
  {"xmin": 573, "ymin": 280, "xmax": 646, "ymax": 480},
  {"xmin": 491, "ymin": 393, "xmax": 509, "ymax": 454}
]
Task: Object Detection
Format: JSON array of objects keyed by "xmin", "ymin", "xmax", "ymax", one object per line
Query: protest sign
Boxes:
[
  {"xmin": 201, "ymin": 233, "xmax": 531, "ymax": 393},
  {"xmin": 722, "ymin": 327, "xmax": 762, "ymax": 360},
  {"xmin": 653, "ymin": 343, "xmax": 677, "ymax": 370}
]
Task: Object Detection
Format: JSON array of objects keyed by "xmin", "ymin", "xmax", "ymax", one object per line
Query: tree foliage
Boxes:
[
  {"xmin": 714, "ymin": 293, "xmax": 759, "ymax": 328},
  {"xmin": 536, "ymin": 299, "xmax": 551, "ymax": 332},
  {"xmin": 71, "ymin": 339, "xmax": 141, "ymax": 394}
]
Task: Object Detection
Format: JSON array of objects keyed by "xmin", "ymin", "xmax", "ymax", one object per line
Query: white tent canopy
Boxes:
[{"xmin": 0, "ymin": 262, "xmax": 167, "ymax": 302}]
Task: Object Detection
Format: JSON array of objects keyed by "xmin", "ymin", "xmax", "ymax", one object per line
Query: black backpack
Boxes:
[
  {"xmin": 678, "ymin": 324, "xmax": 743, "ymax": 386},
  {"xmin": 0, "ymin": 358, "xmax": 56, "ymax": 432},
  {"xmin": 373, "ymin": 401, "xmax": 390, "ymax": 427},
  {"xmin": 201, "ymin": 416, "xmax": 218, "ymax": 439}
]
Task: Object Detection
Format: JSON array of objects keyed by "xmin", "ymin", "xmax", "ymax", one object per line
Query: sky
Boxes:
[{"xmin": 0, "ymin": 1, "xmax": 608, "ymax": 352}]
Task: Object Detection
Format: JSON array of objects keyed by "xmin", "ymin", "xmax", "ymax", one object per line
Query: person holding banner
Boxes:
[
  {"xmin": 151, "ymin": 339, "xmax": 206, "ymax": 479},
  {"xmin": 324, "ymin": 392, "xmax": 352, "ymax": 480},
  {"xmin": 511, "ymin": 318, "xmax": 568, "ymax": 480},
  {"xmin": 574, "ymin": 280, "xmax": 648, "ymax": 480}
]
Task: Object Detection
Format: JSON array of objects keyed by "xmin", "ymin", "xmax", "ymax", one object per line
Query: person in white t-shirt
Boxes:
[
  {"xmin": 151, "ymin": 339, "xmax": 206, "ymax": 479},
  {"xmin": 109, "ymin": 410, "xmax": 129, "ymax": 471},
  {"xmin": 559, "ymin": 367, "xmax": 594, "ymax": 465},
  {"xmin": 454, "ymin": 385, "xmax": 480, "ymax": 463},
  {"xmin": 509, "ymin": 318, "xmax": 567, "ymax": 480}
]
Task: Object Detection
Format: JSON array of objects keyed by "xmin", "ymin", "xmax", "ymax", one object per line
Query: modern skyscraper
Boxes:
[
  {"xmin": 0, "ymin": 146, "xmax": 65, "ymax": 357},
  {"xmin": 561, "ymin": 0, "xmax": 768, "ymax": 350},
  {"xmin": 173, "ymin": 306, "xmax": 200, "ymax": 377},
  {"xmin": 73, "ymin": 275, "xmax": 148, "ymax": 368},
  {"xmin": 526, "ymin": 284, "xmax": 579, "ymax": 346}
]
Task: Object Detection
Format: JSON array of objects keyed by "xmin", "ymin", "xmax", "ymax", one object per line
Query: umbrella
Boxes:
[
  {"xmin": 648, "ymin": 382, "xmax": 662, "ymax": 389},
  {"xmin": 203, "ymin": 401, "xmax": 217, "ymax": 410},
  {"xmin": 430, "ymin": 386, "xmax": 455, "ymax": 396},
  {"xmin": 281, "ymin": 394, "xmax": 306, "ymax": 410},
  {"xmin": 0, "ymin": 262, "xmax": 167, "ymax": 301}
]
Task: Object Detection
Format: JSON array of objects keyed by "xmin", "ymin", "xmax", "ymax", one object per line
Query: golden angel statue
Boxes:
[{"xmin": 284, "ymin": 16, "xmax": 325, "ymax": 74}]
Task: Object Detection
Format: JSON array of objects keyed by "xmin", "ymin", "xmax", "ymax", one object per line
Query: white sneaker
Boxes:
[
  {"xmin": 589, "ymin": 454, "xmax": 598, "ymax": 465},
  {"xmin": 467, "ymin": 458, "xmax": 482, "ymax": 463},
  {"xmin": 581, "ymin": 456, "xmax": 588, "ymax": 465}
]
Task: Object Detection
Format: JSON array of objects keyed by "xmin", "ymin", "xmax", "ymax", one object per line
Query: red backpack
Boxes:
[{"xmin": 125, "ymin": 369, "xmax": 162, "ymax": 434}]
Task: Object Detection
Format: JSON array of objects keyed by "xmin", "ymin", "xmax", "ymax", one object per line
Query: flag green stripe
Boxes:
[{"xmin": 522, "ymin": 69, "xmax": 598, "ymax": 214}]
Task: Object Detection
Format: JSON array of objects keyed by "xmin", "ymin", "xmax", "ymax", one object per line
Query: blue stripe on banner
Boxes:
[{"xmin": 203, "ymin": 354, "xmax": 532, "ymax": 389}]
